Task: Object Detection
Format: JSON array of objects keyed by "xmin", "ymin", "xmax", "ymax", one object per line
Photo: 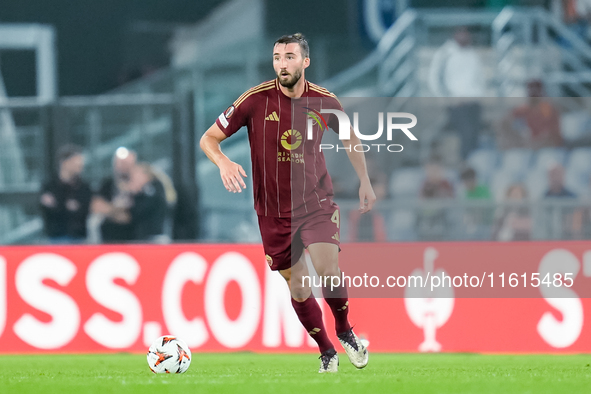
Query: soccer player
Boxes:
[{"xmin": 200, "ymin": 33, "xmax": 376, "ymax": 373}]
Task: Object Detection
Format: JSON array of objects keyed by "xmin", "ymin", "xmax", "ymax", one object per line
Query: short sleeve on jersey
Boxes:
[
  {"xmin": 215, "ymin": 100, "xmax": 249, "ymax": 137},
  {"xmin": 326, "ymin": 96, "xmax": 344, "ymax": 133}
]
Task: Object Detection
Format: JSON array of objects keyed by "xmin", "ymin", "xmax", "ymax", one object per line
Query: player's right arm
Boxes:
[{"xmin": 200, "ymin": 123, "xmax": 247, "ymax": 193}]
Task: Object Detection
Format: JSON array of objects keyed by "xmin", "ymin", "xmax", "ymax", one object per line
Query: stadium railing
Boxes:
[
  {"xmin": 0, "ymin": 94, "xmax": 180, "ymax": 244},
  {"xmin": 336, "ymin": 198, "xmax": 591, "ymax": 243},
  {"xmin": 493, "ymin": 7, "xmax": 591, "ymax": 97}
]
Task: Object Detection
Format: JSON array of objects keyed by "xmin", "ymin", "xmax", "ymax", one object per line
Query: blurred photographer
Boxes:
[
  {"xmin": 127, "ymin": 162, "xmax": 167, "ymax": 242},
  {"xmin": 40, "ymin": 144, "xmax": 92, "ymax": 244},
  {"xmin": 91, "ymin": 147, "xmax": 136, "ymax": 242}
]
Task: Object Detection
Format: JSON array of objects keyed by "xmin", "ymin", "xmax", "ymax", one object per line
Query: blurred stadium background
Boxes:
[
  {"xmin": 3, "ymin": 4, "xmax": 591, "ymax": 391},
  {"xmin": 1, "ymin": 0, "xmax": 591, "ymax": 245}
]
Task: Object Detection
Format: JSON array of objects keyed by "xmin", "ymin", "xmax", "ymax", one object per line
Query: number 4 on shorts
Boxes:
[{"xmin": 331, "ymin": 210, "xmax": 340, "ymax": 229}]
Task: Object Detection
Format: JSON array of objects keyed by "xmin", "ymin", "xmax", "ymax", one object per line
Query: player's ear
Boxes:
[{"xmin": 303, "ymin": 56, "xmax": 310, "ymax": 69}]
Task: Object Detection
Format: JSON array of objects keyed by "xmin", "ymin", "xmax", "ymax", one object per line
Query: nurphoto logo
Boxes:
[{"xmin": 305, "ymin": 109, "xmax": 418, "ymax": 153}]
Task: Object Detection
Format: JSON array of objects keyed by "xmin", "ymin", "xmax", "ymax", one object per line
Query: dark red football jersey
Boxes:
[{"xmin": 215, "ymin": 79, "xmax": 343, "ymax": 217}]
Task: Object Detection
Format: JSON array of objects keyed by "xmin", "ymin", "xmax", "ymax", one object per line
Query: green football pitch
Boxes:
[{"xmin": 0, "ymin": 353, "xmax": 589, "ymax": 394}]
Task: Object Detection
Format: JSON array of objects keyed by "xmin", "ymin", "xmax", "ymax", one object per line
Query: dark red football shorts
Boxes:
[{"xmin": 258, "ymin": 201, "xmax": 341, "ymax": 271}]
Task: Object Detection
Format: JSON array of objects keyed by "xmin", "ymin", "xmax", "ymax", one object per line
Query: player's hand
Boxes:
[
  {"xmin": 219, "ymin": 159, "xmax": 247, "ymax": 193},
  {"xmin": 358, "ymin": 179, "xmax": 376, "ymax": 214},
  {"xmin": 40, "ymin": 192, "xmax": 56, "ymax": 208},
  {"xmin": 65, "ymin": 199, "xmax": 80, "ymax": 212},
  {"xmin": 111, "ymin": 208, "xmax": 131, "ymax": 224}
]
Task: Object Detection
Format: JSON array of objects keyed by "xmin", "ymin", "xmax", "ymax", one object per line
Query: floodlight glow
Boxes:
[{"xmin": 116, "ymin": 147, "xmax": 129, "ymax": 159}]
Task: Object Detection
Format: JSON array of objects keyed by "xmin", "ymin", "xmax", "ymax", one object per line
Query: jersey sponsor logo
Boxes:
[
  {"xmin": 224, "ymin": 105, "xmax": 235, "ymax": 119},
  {"xmin": 265, "ymin": 111, "xmax": 279, "ymax": 121},
  {"xmin": 277, "ymin": 152, "xmax": 304, "ymax": 163},
  {"xmin": 280, "ymin": 129, "xmax": 302, "ymax": 151}
]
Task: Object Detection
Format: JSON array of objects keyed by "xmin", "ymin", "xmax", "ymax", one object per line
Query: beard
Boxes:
[{"xmin": 277, "ymin": 68, "xmax": 302, "ymax": 88}]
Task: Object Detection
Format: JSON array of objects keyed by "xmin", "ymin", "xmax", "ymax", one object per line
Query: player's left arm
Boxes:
[{"xmin": 341, "ymin": 129, "xmax": 376, "ymax": 214}]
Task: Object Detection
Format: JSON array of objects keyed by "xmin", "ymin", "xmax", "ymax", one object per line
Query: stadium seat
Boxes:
[
  {"xmin": 500, "ymin": 149, "xmax": 532, "ymax": 176},
  {"xmin": 388, "ymin": 210, "xmax": 417, "ymax": 241},
  {"xmin": 466, "ymin": 149, "xmax": 499, "ymax": 183},
  {"xmin": 445, "ymin": 168, "xmax": 461, "ymax": 190},
  {"xmin": 525, "ymin": 169, "xmax": 548, "ymax": 200},
  {"xmin": 533, "ymin": 148, "xmax": 567, "ymax": 171},
  {"xmin": 490, "ymin": 170, "xmax": 524, "ymax": 202},
  {"xmin": 567, "ymin": 147, "xmax": 591, "ymax": 175},
  {"xmin": 560, "ymin": 110, "xmax": 591, "ymax": 142},
  {"xmin": 389, "ymin": 167, "xmax": 424, "ymax": 198},
  {"xmin": 565, "ymin": 167, "xmax": 590, "ymax": 198}
]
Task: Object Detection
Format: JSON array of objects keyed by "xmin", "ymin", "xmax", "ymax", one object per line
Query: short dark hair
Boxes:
[
  {"xmin": 57, "ymin": 144, "xmax": 83, "ymax": 164},
  {"xmin": 460, "ymin": 167, "xmax": 476, "ymax": 181},
  {"xmin": 274, "ymin": 33, "xmax": 309, "ymax": 58}
]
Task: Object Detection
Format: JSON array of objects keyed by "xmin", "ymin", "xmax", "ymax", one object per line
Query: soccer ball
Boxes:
[{"xmin": 147, "ymin": 335, "xmax": 192, "ymax": 374}]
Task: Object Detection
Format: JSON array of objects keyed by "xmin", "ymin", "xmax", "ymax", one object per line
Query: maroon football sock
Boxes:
[
  {"xmin": 322, "ymin": 284, "xmax": 351, "ymax": 335},
  {"xmin": 291, "ymin": 296, "xmax": 334, "ymax": 353}
]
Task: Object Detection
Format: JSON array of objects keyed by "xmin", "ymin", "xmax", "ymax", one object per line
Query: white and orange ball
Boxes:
[{"xmin": 147, "ymin": 335, "xmax": 192, "ymax": 374}]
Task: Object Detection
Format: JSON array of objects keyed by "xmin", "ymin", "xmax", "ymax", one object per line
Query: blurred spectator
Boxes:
[
  {"xmin": 127, "ymin": 163, "xmax": 168, "ymax": 242},
  {"xmin": 503, "ymin": 79, "xmax": 563, "ymax": 149},
  {"xmin": 347, "ymin": 157, "xmax": 388, "ymax": 242},
  {"xmin": 150, "ymin": 166, "xmax": 179, "ymax": 239},
  {"xmin": 561, "ymin": 0, "xmax": 591, "ymax": 42},
  {"xmin": 418, "ymin": 159, "xmax": 455, "ymax": 240},
  {"xmin": 545, "ymin": 163, "xmax": 576, "ymax": 198},
  {"xmin": 172, "ymin": 182, "xmax": 200, "ymax": 241},
  {"xmin": 91, "ymin": 147, "xmax": 136, "ymax": 242},
  {"xmin": 151, "ymin": 166, "xmax": 177, "ymax": 208},
  {"xmin": 429, "ymin": 27, "xmax": 485, "ymax": 159},
  {"xmin": 40, "ymin": 144, "xmax": 92, "ymax": 244},
  {"xmin": 544, "ymin": 163, "xmax": 578, "ymax": 239},
  {"xmin": 421, "ymin": 159, "xmax": 455, "ymax": 199},
  {"xmin": 573, "ymin": 174, "xmax": 591, "ymax": 238},
  {"xmin": 428, "ymin": 27, "xmax": 485, "ymax": 98},
  {"xmin": 492, "ymin": 184, "xmax": 532, "ymax": 241},
  {"xmin": 460, "ymin": 167, "xmax": 491, "ymax": 200},
  {"xmin": 460, "ymin": 167, "xmax": 493, "ymax": 239},
  {"xmin": 495, "ymin": 119, "xmax": 526, "ymax": 150}
]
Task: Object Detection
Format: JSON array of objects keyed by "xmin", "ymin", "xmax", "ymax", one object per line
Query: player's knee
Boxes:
[
  {"xmin": 291, "ymin": 287, "xmax": 311, "ymax": 301},
  {"xmin": 317, "ymin": 266, "xmax": 340, "ymax": 279}
]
